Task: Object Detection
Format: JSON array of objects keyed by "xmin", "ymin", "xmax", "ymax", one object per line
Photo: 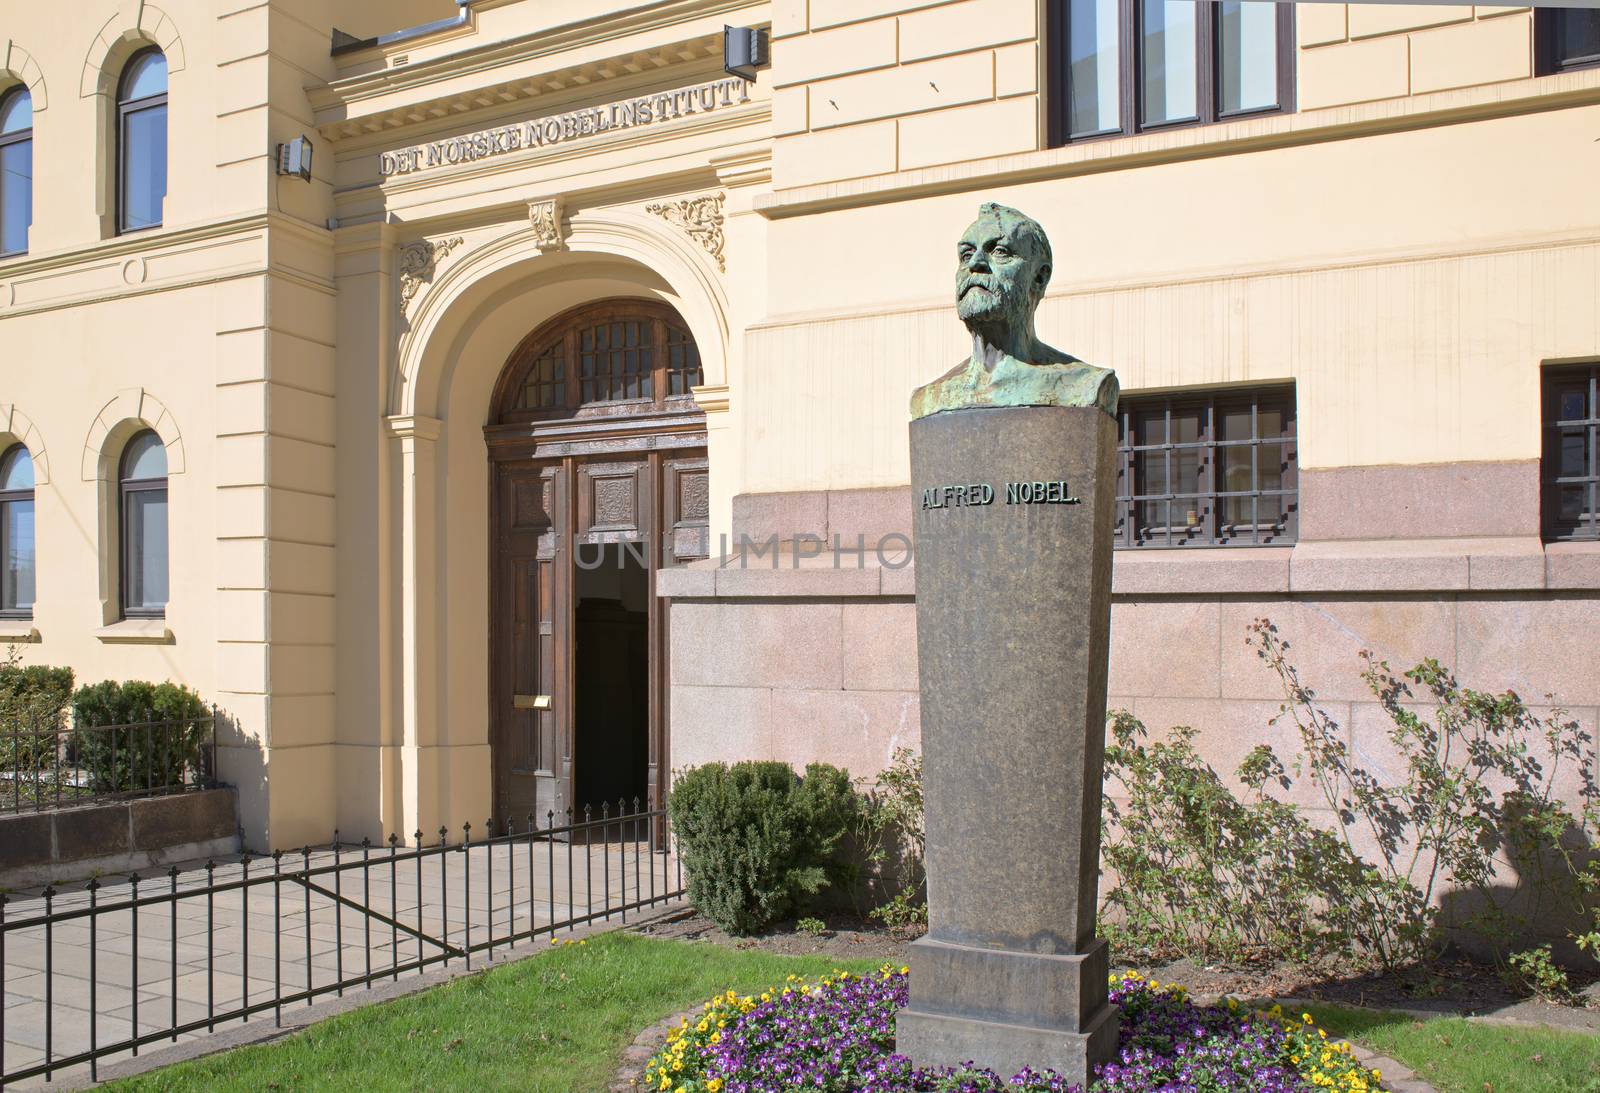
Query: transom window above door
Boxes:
[
  {"xmin": 1050, "ymin": 0, "xmax": 1294, "ymax": 144},
  {"xmin": 497, "ymin": 302, "xmax": 704, "ymax": 419}
]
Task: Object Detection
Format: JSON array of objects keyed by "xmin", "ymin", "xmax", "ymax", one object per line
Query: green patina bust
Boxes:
[{"xmin": 910, "ymin": 203, "xmax": 1118, "ymax": 421}]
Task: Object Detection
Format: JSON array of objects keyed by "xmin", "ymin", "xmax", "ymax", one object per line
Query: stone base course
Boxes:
[{"xmin": 0, "ymin": 789, "xmax": 238, "ymax": 890}]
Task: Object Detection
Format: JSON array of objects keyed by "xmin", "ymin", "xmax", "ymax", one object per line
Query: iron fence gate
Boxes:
[{"xmin": 0, "ymin": 802, "xmax": 682, "ymax": 1087}]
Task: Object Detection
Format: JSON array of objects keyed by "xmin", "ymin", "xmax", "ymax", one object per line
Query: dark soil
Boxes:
[{"xmin": 633, "ymin": 911, "xmax": 1600, "ymax": 1033}]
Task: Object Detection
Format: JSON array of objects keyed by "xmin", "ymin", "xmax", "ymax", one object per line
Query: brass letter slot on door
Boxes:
[{"xmin": 513, "ymin": 694, "xmax": 552, "ymax": 710}]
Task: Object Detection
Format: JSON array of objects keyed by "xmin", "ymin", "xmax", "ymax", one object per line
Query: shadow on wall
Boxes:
[
  {"xmin": 1440, "ymin": 828, "xmax": 1600, "ymax": 969},
  {"xmin": 213, "ymin": 706, "xmax": 267, "ymax": 854}
]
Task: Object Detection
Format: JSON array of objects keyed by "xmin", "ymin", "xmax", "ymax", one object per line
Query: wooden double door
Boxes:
[{"xmin": 487, "ymin": 300, "xmax": 710, "ymax": 827}]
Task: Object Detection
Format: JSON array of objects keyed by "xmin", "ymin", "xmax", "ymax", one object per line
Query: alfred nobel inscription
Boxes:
[
  {"xmin": 898, "ymin": 204, "xmax": 1120, "ymax": 1084},
  {"xmin": 921, "ymin": 480, "xmax": 1082, "ymax": 508}
]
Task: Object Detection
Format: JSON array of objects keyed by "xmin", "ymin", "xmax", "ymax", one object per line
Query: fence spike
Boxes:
[{"xmin": 388, "ymin": 832, "xmax": 399, "ymax": 848}]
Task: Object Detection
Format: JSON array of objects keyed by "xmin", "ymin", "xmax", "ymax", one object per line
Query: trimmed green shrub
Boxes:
[
  {"xmin": 669, "ymin": 761, "xmax": 858, "ymax": 935},
  {"xmin": 0, "ymin": 648, "xmax": 74, "ymax": 778},
  {"xmin": 70, "ymin": 680, "xmax": 211, "ymax": 794}
]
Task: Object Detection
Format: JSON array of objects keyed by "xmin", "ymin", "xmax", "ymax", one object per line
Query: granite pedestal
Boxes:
[{"xmin": 897, "ymin": 403, "xmax": 1119, "ymax": 1083}]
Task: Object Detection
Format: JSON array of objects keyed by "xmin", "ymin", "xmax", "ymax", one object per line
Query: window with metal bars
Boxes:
[
  {"xmin": 579, "ymin": 319, "xmax": 653, "ymax": 403},
  {"xmin": 1543, "ymin": 364, "xmax": 1599, "ymax": 542},
  {"xmin": 503, "ymin": 303, "xmax": 703, "ymax": 417},
  {"xmin": 1115, "ymin": 385, "xmax": 1297, "ymax": 547}
]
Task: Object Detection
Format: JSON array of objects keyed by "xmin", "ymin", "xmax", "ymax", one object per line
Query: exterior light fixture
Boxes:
[
  {"xmin": 275, "ymin": 135, "xmax": 314, "ymax": 181},
  {"xmin": 723, "ymin": 25, "xmax": 769, "ymax": 82}
]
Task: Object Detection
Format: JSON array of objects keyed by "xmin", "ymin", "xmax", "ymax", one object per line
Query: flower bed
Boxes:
[{"xmin": 642, "ymin": 968, "xmax": 1386, "ymax": 1093}]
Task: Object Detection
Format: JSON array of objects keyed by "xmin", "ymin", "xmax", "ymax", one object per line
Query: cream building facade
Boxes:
[{"xmin": 0, "ymin": 0, "xmax": 1596, "ymax": 851}]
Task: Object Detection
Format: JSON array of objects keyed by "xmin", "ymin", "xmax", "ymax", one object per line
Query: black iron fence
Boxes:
[
  {"xmin": 1, "ymin": 714, "xmax": 217, "ymax": 814},
  {"xmin": 0, "ymin": 802, "xmax": 682, "ymax": 1087}
]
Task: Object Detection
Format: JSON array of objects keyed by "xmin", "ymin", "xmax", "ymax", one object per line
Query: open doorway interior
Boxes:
[{"xmin": 573, "ymin": 541, "xmax": 650, "ymax": 813}]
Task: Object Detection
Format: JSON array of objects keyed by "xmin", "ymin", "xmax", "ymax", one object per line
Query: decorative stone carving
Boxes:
[
  {"xmin": 645, "ymin": 193, "xmax": 725, "ymax": 272},
  {"xmin": 528, "ymin": 198, "xmax": 565, "ymax": 251},
  {"xmin": 398, "ymin": 236, "xmax": 464, "ymax": 313}
]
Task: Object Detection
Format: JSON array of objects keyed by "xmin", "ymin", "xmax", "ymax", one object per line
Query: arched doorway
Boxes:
[{"xmin": 486, "ymin": 300, "xmax": 709, "ymax": 826}]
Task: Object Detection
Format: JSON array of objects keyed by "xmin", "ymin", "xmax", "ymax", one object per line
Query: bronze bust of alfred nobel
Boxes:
[{"xmin": 910, "ymin": 203, "xmax": 1117, "ymax": 421}]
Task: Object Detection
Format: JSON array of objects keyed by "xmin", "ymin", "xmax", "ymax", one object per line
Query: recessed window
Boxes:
[
  {"xmin": 1115, "ymin": 385, "xmax": 1298, "ymax": 547},
  {"xmin": 1053, "ymin": 0, "xmax": 1294, "ymax": 144},
  {"xmin": 0, "ymin": 86, "xmax": 32, "ymax": 257},
  {"xmin": 0, "ymin": 445, "xmax": 35, "ymax": 616},
  {"xmin": 1543, "ymin": 364, "xmax": 1598, "ymax": 542},
  {"xmin": 120, "ymin": 431, "xmax": 169, "ymax": 617},
  {"xmin": 1536, "ymin": 8, "xmax": 1600, "ymax": 75},
  {"xmin": 118, "ymin": 48, "xmax": 168, "ymax": 234},
  {"xmin": 501, "ymin": 304, "xmax": 704, "ymax": 417}
]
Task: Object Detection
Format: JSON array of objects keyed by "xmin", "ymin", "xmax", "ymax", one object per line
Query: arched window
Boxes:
[
  {"xmin": 0, "ymin": 86, "xmax": 31, "ymax": 257},
  {"xmin": 0, "ymin": 446, "xmax": 34, "ymax": 615},
  {"xmin": 118, "ymin": 48, "xmax": 168, "ymax": 234},
  {"xmin": 120, "ymin": 431, "xmax": 168, "ymax": 617},
  {"xmin": 494, "ymin": 301, "xmax": 704, "ymax": 421}
]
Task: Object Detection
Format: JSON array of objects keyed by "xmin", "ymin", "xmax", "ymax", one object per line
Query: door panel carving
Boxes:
[{"xmin": 488, "ymin": 300, "xmax": 711, "ymax": 827}]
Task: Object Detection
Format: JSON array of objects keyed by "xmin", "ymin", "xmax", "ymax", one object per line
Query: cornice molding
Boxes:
[
  {"xmin": 0, "ymin": 212, "xmax": 333, "ymax": 321},
  {"xmin": 756, "ymin": 70, "xmax": 1600, "ymax": 222},
  {"xmin": 314, "ymin": 0, "xmax": 766, "ymax": 141},
  {"xmin": 318, "ymin": 0, "xmax": 758, "ymax": 104},
  {"xmin": 387, "ymin": 414, "xmax": 445, "ymax": 442},
  {"xmin": 319, "ymin": 37, "xmax": 725, "ymax": 144}
]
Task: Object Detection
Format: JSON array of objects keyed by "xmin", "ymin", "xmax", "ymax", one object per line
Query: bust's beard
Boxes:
[{"xmin": 957, "ymin": 286, "xmax": 1008, "ymax": 323}]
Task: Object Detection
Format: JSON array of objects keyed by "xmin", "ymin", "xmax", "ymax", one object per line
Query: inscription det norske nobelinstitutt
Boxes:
[
  {"xmin": 379, "ymin": 77, "xmax": 752, "ymax": 177},
  {"xmin": 920, "ymin": 480, "xmax": 1082, "ymax": 509}
]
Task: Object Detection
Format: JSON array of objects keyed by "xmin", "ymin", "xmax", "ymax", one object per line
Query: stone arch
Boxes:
[
  {"xmin": 80, "ymin": 5, "xmax": 185, "ymax": 99},
  {"xmin": 0, "ymin": 40, "xmax": 49, "ymax": 111},
  {"xmin": 394, "ymin": 206, "xmax": 731, "ymax": 420},
  {"xmin": 81, "ymin": 387, "xmax": 185, "ymax": 482},
  {"xmin": 0, "ymin": 404, "xmax": 50, "ymax": 485},
  {"xmin": 80, "ymin": 6, "xmax": 184, "ymax": 232}
]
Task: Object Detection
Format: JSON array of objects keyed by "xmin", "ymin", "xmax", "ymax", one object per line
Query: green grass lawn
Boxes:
[
  {"xmin": 108, "ymin": 930, "xmax": 1600, "ymax": 1093},
  {"xmin": 108, "ymin": 933, "xmax": 883, "ymax": 1093},
  {"xmin": 1305, "ymin": 1002, "xmax": 1600, "ymax": 1093}
]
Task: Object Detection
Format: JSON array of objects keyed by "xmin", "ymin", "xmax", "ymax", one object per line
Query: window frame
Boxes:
[
  {"xmin": 1535, "ymin": 8, "xmax": 1600, "ymax": 76},
  {"xmin": 116, "ymin": 46, "xmax": 169, "ymax": 236},
  {"xmin": 118, "ymin": 430, "xmax": 169, "ymax": 619},
  {"xmin": 1114, "ymin": 384, "xmax": 1299, "ymax": 549},
  {"xmin": 0, "ymin": 444, "xmax": 35, "ymax": 618},
  {"xmin": 1046, "ymin": 0, "xmax": 1296, "ymax": 147},
  {"xmin": 492, "ymin": 299, "xmax": 706, "ymax": 425},
  {"xmin": 0, "ymin": 84, "xmax": 32, "ymax": 259},
  {"xmin": 1542, "ymin": 363, "xmax": 1600, "ymax": 543}
]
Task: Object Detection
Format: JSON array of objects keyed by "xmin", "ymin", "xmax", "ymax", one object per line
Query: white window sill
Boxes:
[
  {"xmin": 96, "ymin": 619, "xmax": 173, "ymax": 645},
  {"xmin": 0, "ymin": 621, "xmax": 39, "ymax": 643}
]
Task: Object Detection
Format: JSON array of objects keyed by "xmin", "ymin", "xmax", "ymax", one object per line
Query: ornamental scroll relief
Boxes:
[
  {"xmin": 529, "ymin": 197, "xmax": 565, "ymax": 251},
  {"xmin": 645, "ymin": 194, "xmax": 725, "ymax": 273},
  {"xmin": 398, "ymin": 236, "xmax": 464, "ymax": 314}
]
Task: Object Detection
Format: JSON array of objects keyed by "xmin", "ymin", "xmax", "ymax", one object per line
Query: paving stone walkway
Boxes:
[{"xmin": 2, "ymin": 834, "xmax": 679, "ymax": 1088}]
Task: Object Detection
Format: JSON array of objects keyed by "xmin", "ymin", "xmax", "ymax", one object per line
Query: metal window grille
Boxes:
[
  {"xmin": 665, "ymin": 324, "xmax": 703, "ymax": 396},
  {"xmin": 579, "ymin": 320, "xmax": 654, "ymax": 404},
  {"xmin": 1543, "ymin": 364, "xmax": 1600, "ymax": 542},
  {"xmin": 1115, "ymin": 386, "xmax": 1298, "ymax": 548},
  {"xmin": 0, "ymin": 803, "xmax": 682, "ymax": 1086},
  {"xmin": 514, "ymin": 343, "xmax": 565, "ymax": 410}
]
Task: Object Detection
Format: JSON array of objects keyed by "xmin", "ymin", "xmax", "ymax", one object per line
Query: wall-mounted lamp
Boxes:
[
  {"xmin": 276, "ymin": 135, "xmax": 314, "ymax": 182},
  {"xmin": 723, "ymin": 26, "xmax": 769, "ymax": 82}
]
